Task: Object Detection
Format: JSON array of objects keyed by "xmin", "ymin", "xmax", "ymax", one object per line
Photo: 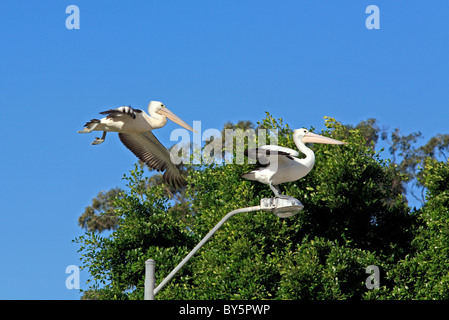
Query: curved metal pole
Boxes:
[{"xmin": 152, "ymin": 205, "xmax": 261, "ymax": 297}]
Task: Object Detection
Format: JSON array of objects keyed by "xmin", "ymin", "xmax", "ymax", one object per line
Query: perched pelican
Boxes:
[
  {"xmin": 78, "ymin": 101, "xmax": 196, "ymax": 189},
  {"xmin": 242, "ymin": 128, "xmax": 345, "ymax": 198}
]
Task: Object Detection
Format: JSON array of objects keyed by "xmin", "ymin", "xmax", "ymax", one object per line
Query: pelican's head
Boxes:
[
  {"xmin": 148, "ymin": 101, "xmax": 197, "ymax": 133},
  {"xmin": 294, "ymin": 128, "xmax": 345, "ymax": 145}
]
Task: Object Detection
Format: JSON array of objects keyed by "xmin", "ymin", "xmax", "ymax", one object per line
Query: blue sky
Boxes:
[{"xmin": 0, "ymin": 1, "xmax": 447, "ymax": 299}]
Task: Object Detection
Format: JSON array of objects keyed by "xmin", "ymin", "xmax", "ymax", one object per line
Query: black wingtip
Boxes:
[{"xmin": 162, "ymin": 169, "xmax": 187, "ymax": 190}]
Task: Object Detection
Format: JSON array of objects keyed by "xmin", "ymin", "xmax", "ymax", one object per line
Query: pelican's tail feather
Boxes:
[
  {"xmin": 78, "ymin": 119, "xmax": 100, "ymax": 133},
  {"xmin": 241, "ymin": 171, "xmax": 257, "ymax": 181}
]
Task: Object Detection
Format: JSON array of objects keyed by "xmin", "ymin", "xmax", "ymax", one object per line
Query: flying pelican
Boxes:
[
  {"xmin": 242, "ymin": 128, "xmax": 345, "ymax": 198},
  {"xmin": 78, "ymin": 101, "xmax": 196, "ymax": 189}
]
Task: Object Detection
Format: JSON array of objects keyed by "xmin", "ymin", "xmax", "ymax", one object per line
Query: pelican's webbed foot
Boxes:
[{"xmin": 92, "ymin": 131, "xmax": 107, "ymax": 145}]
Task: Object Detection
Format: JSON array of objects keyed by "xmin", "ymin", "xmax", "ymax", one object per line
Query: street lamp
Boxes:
[
  {"xmin": 144, "ymin": 196, "xmax": 303, "ymax": 300},
  {"xmin": 260, "ymin": 196, "xmax": 304, "ymax": 218}
]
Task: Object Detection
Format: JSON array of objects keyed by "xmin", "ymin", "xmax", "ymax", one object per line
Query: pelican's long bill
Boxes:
[
  {"xmin": 302, "ymin": 132, "xmax": 346, "ymax": 145},
  {"xmin": 157, "ymin": 107, "xmax": 198, "ymax": 133}
]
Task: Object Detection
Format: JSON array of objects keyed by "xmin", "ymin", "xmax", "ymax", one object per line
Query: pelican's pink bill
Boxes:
[
  {"xmin": 302, "ymin": 132, "xmax": 346, "ymax": 145},
  {"xmin": 157, "ymin": 107, "xmax": 198, "ymax": 133}
]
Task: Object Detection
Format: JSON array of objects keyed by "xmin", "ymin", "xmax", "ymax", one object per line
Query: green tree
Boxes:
[
  {"xmin": 75, "ymin": 113, "xmax": 431, "ymax": 300},
  {"xmin": 78, "ymin": 188, "xmax": 122, "ymax": 233},
  {"xmin": 75, "ymin": 167, "xmax": 198, "ymax": 299}
]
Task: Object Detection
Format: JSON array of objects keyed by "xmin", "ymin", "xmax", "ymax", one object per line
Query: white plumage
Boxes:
[{"xmin": 242, "ymin": 128, "xmax": 345, "ymax": 197}]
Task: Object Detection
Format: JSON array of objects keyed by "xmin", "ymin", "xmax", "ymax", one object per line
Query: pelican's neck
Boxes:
[
  {"xmin": 295, "ymin": 139, "xmax": 315, "ymax": 169},
  {"xmin": 147, "ymin": 106, "xmax": 167, "ymax": 129}
]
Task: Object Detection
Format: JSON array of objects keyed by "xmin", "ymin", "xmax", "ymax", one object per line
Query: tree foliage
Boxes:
[
  {"xmin": 366, "ymin": 159, "xmax": 449, "ymax": 299},
  {"xmin": 75, "ymin": 113, "xmax": 449, "ymax": 300},
  {"xmin": 75, "ymin": 169, "xmax": 198, "ymax": 299}
]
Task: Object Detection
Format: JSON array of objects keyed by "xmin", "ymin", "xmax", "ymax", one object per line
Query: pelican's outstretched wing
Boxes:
[{"xmin": 118, "ymin": 131, "xmax": 186, "ymax": 189}]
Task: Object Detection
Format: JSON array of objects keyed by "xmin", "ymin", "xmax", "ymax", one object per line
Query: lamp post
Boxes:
[{"xmin": 144, "ymin": 196, "xmax": 303, "ymax": 300}]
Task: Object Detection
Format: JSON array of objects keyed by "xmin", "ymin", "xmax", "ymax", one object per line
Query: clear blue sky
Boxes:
[{"xmin": 0, "ymin": 1, "xmax": 447, "ymax": 299}]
